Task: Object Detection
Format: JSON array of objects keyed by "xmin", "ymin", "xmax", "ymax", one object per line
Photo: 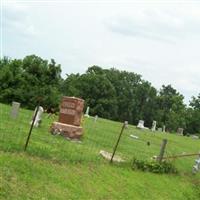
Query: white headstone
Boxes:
[
  {"xmin": 30, "ymin": 106, "xmax": 44, "ymax": 127},
  {"xmin": 137, "ymin": 120, "xmax": 144, "ymax": 129},
  {"xmin": 124, "ymin": 121, "xmax": 128, "ymax": 129},
  {"xmin": 84, "ymin": 106, "xmax": 90, "ymax": 118},
  {"xmin": 157, "ymin": 128, "xmax": 162, "ymax": 132},
  {"xmin": 162, "ymin": 125, "xmax": 166, "ymax": 133},
  {"xmin": 192, "ymin": 135, "xmax": 199, "ymax": 139},
  {"xmin": 94, "ymin": 115, "xmax": 98, "ymax": 122},
  {"xmin": 151, "ymin": 120, "xmax": 156, "ymax": 131},
  {"xmin": 10, "ymin": 101, "xmax": 20, "ymax": 119},
  {"xmin": 192, "ymin": 155, "xmax": 200, "ymax": 174},
  {"xmin": 177, "ymin": 128, "xmax": 184, "ymax": 135}
]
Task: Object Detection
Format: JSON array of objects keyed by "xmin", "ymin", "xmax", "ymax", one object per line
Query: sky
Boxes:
[{"xmin": 1, "ymin": 0, "xmax": 200, "ymax": 104}]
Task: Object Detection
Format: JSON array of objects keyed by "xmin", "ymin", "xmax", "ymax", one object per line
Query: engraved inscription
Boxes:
[
  {"xmin": 62, "ymin": 101, "xmax": 76, "ymax": 109},
  {"xmin": 60, "ymin": 108, "xmax": 76, "ymax": 115}
]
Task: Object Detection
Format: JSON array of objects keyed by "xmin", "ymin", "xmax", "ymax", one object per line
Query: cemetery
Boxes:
[
  {"xmin": 0, "ymin": 100, "xmax": 200, "ymax": 199},
  {"xmin": 1, "ymin": 0, "xmax": 200, "ymax": 198}
]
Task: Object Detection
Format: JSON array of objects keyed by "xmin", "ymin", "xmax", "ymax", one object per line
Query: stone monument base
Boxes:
[{"xmin": 50, "ymin": 122, "xmax": 83, "ymax": 139}]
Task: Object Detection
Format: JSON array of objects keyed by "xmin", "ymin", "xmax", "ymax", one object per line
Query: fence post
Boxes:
[
  {"xmin": 157, "ymin": 139, "xmax": 168, "ymax": 163},
  {"xmin": 110, "ymin": 122, "xmax": 126, "ymax": 163},
  {"xmin": 24, "ymin": 105, "xmax": 39, "ymax": 151}
]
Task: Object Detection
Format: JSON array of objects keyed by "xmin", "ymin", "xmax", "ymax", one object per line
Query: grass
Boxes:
[{"xmin": 0, "ymin": 103, "xmax": 200, "ymax": 199}]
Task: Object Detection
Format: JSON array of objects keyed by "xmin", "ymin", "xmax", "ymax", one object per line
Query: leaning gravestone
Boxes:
[
  {"xmin": 51, "ymin": 96, "xmax": 84, "ymax": 140},
  {"xmin": 30, "ymin": 106, "xmax": 44, "ymax": 127},
  {"xmin": 84, "ymin": 106, "xmax": 90, "ymax": 118},
  {"xmin": 10, "ymin": 101, "xmax": 20, "ymax": 119},
  {"xmin": 151, "ymin": 121, "xmax": 156, "ymax": 131},
  {"xmin": 137, "ymin": 120, "xmax": 144, "ymax": 129}
]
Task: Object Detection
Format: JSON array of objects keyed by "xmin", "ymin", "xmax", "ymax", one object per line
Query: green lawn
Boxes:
[{"xmin": 0, "ymin": 103, "xmax": 200, "ymax": 199}]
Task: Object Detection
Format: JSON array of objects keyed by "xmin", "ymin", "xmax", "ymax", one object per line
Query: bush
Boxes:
[{"xmin": 132, "ymin": 158, "xmax": 178, "ymax": 174}]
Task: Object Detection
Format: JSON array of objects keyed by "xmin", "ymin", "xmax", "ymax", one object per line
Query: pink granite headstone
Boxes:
[{"xmin": 51, "ymin": 96, "xmax": 84, "ymax": 139}]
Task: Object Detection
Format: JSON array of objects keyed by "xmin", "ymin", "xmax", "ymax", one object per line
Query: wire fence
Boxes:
[
  {"xmin": 0, "ymin": 102, "xmax": 199, "ymax": 174},
  {"xmin": 0, "ymin": 102, "xmax": 121, "ymax": 163}
]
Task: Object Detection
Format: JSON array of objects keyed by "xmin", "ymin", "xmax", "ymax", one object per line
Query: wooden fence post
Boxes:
[{"xmin": 157, "ymin": 139, "xmax": 167, "ymax": 163}]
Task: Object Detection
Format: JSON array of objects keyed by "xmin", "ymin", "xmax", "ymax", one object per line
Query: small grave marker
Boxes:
[
  {"xmin": 124, "ymin": 121, "xmax": 128, "ymax": 129},
  {"xmin": 191, "ymin": 135, "xmax": 199, "ymax": 139},
  {"xmin": 100, "ymin": 150, "xmax": 124, "ymax": 162},
  {"xmin": 177, "ymin": 128, "xmax": 184, "ymax": 135},
  {"xmin": 84, "ymin": 106, "xmax": 90, "ymax": 118},
  {"xmin": 10, "ymin": 101, "xmax": 20, "ymax": 119},
  {"xmin": 137, "ymin": 120, "xmax": 144, "ymax": 129},
  {"xmin": 151, "ymin": 120, "xmax": 156, "ymax": 131},
  {"xmin": 94, "ymin": 115, "xmax": 98, "ymax": 122},
  {"xmin": 162, "ymin": 125, "xmax": 166, "ymax": 133},
  {"xmin": 130, "ymin": 134, "xmax": 139, "ymax": 139},
  {"xmin": 192, "ymin": 155, "xmax": 200, "ymax": 174}
]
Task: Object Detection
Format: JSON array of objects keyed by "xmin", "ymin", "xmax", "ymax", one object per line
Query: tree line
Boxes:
[{"xmin": 0, "ymin": 55, "xmax": 200, "ymax": 134}]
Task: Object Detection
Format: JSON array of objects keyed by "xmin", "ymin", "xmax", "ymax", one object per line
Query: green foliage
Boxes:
[
  {"xmin": 1, "ymin": 55, "xmax": 200, "ymax": 134},
  {"xmin": 156, "ymin": 85, "xmax": 186, "ymax": 131},
  {"xmin": 0, "ymin": 55, "xmax": 62, "ymax": 110},
  {"xmin": 132, "ymin": 158, "xmax": 178, "ymax": 174},
  {"xmin": 183, "ymin": 94, "xmax": 200, "ymax": 134}
]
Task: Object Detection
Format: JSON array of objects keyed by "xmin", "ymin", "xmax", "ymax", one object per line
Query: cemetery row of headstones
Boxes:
[
  {"xmin": 9, "ymin": 99, "xmax": 99, "ymax": 141},
  {"xmin": 9, "ymin": 101, "xmax": 196, "ymax": 138},
  {"xmin": 135, "ymin": 119, "xmax": 198, "ymax": 137},
  {"xmin": 6, "ymin": 98, "xmax": 200, "ymax": 174},
  {"xmin": 136, "ymin": 120, "xmax": 166, "ymax": 132}
]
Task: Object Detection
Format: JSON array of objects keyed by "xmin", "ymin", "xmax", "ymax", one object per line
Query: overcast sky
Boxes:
[{"xmin": 1, "ymin": 0, "xmax": 200, "ymax": 104}]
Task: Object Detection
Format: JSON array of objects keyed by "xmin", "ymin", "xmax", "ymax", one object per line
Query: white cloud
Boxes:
[
  {"xmin": 104, "ymin": 7, "xmax": 200, "ymax": 43},
  {"xmin": 3, "ymin": 2, "xmax": 39, "ymax": 37},
  {"xmin": 1, "ymin": 0, "xmax": 200, "ymax": 104}
]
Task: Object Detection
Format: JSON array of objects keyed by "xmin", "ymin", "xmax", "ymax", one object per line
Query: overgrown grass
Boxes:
[{"xmin": 0, "ymin": 103, "xmax": 200, "ymax": 199}]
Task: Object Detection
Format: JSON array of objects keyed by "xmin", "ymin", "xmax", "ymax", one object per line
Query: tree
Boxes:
[
  {"xmin": 157, "ymin": 85, "xmax": 186, "ymax": 131},
  {"xmin": 62, "ymin": 70, "xmax": 118, "ymax": 119},
  {"xmin": 0, "ymin": 55, "xmax": 62, "ymax": 109},
  {"xmin": 185, "ymin": 94, "xmax": 200, "ymax": 134}
]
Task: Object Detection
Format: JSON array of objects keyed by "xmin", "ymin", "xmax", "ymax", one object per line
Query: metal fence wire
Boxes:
[{"xmin": 0, "ymin": 102, "xmax": 199, "ymax": 174}]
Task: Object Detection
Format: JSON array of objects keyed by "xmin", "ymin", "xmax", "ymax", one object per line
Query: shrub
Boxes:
[{"xmin": 132, "ymin": 158, "xmax": 178, "ymax": 174}]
